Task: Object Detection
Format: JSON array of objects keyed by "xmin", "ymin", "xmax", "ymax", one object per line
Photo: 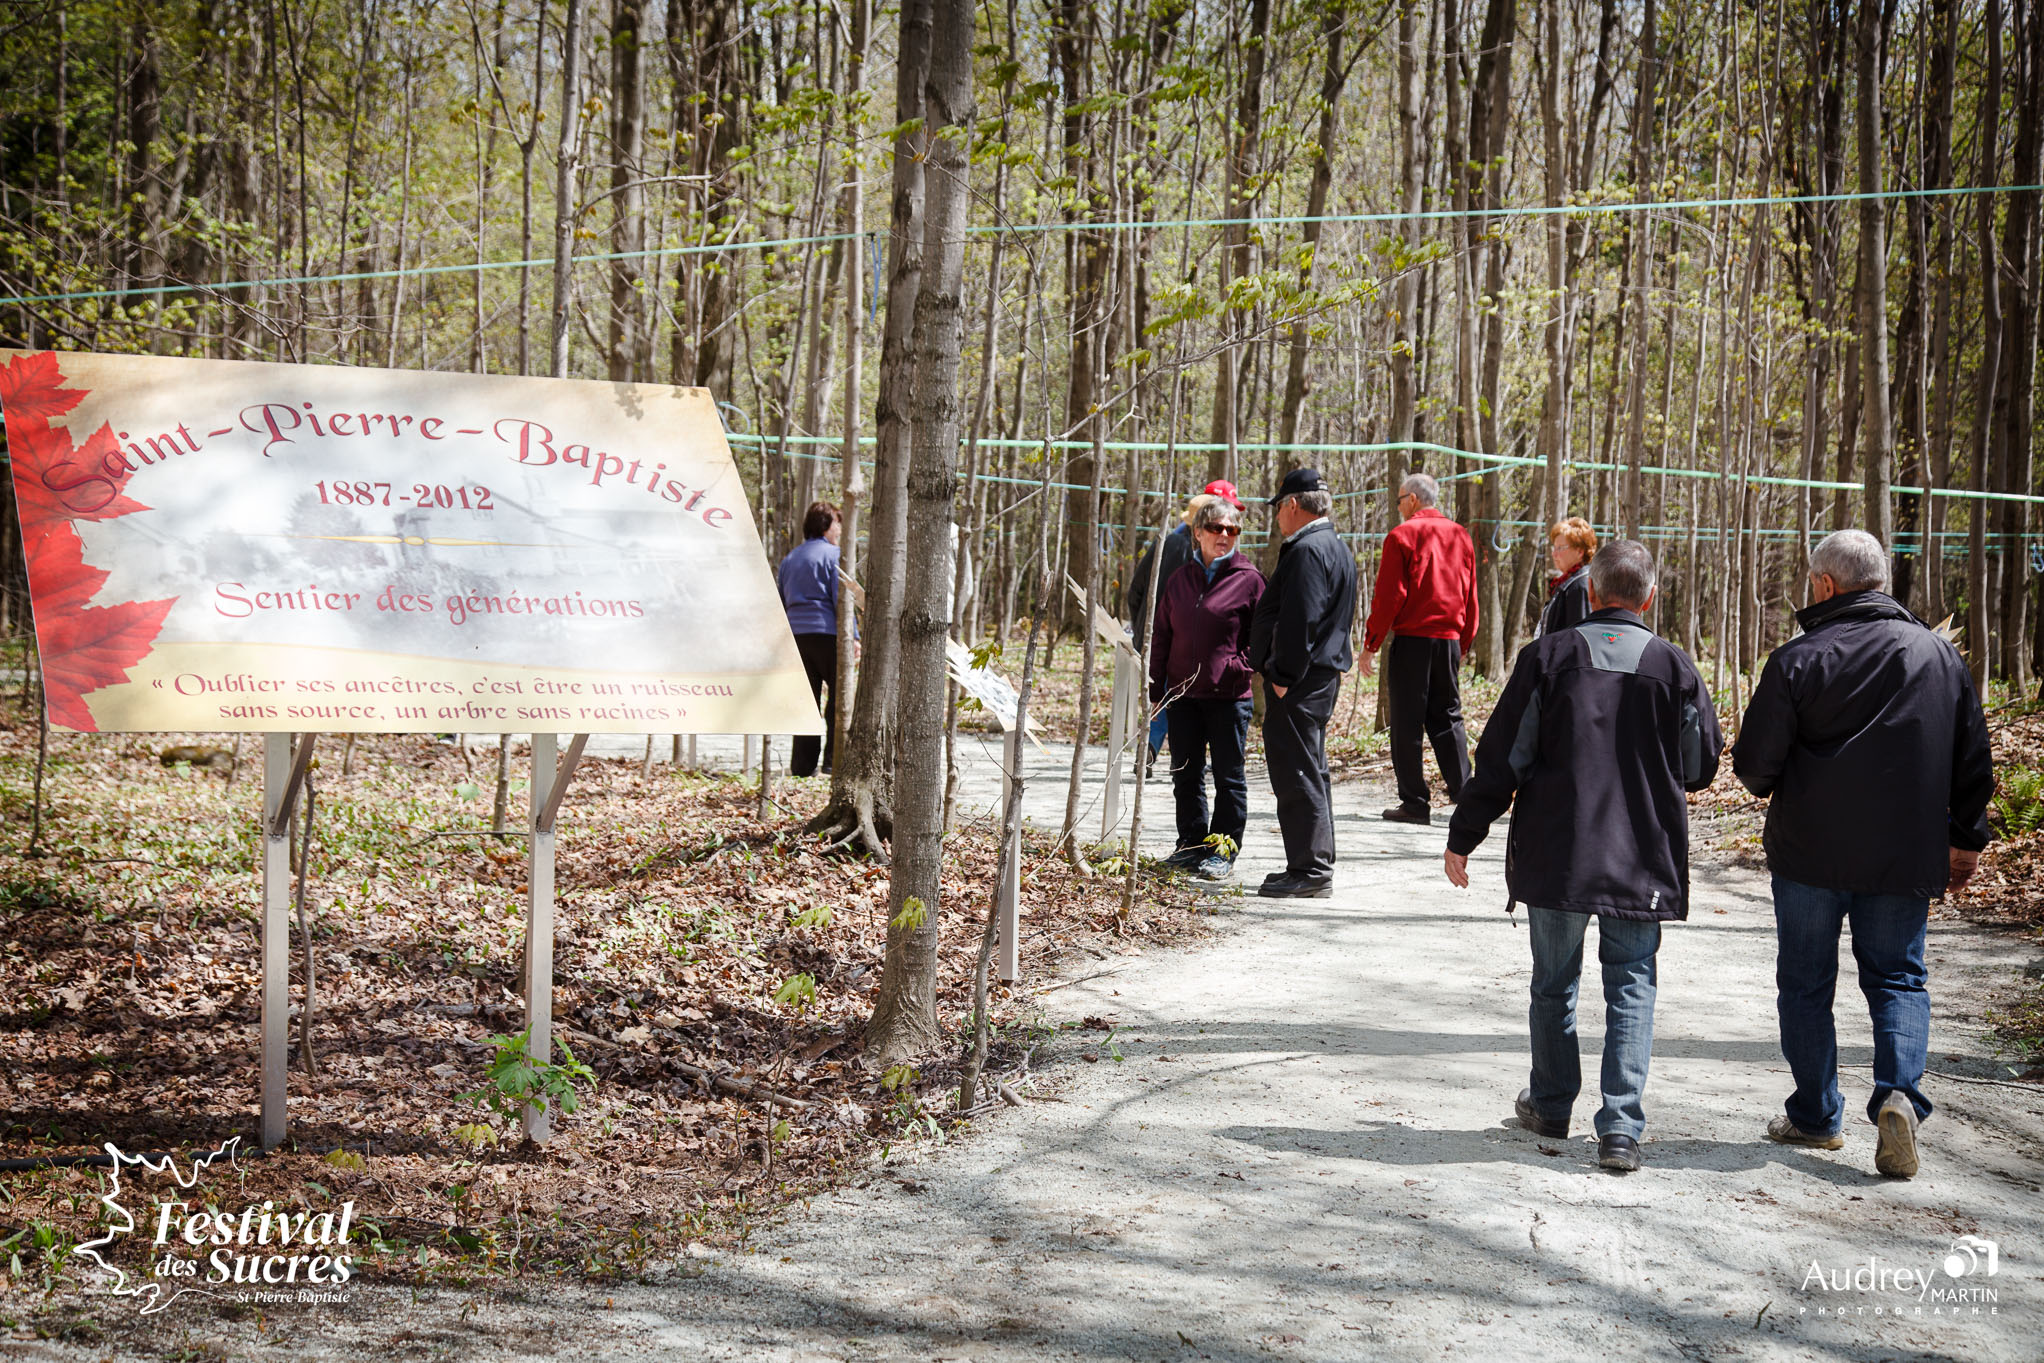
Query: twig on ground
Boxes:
[
  {"xmin": 556, "ymin": 1025, "xmax": 810, "ymax": 1109},
  {"xmin": 1837, "ymin": 1062, "xmax": 2040, "ymax": 1090}
]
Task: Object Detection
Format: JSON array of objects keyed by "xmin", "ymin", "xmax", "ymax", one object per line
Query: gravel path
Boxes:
[{"xmin": 38, "ymin": 727, "xmax": 2044, "ymax": 1361}]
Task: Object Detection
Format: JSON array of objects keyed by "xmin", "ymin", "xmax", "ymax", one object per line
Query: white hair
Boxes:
[
  {"xmin": 1401, "ymin": 473, "xmax": 1439, "ymax": 508},
  {"xmin": 1589, "ymin": 540, "xmax": 1657, "ymax": 609},
  {"xmin": 1810, "ymin": 529, "xmax": 1890, "ymax": 593}
]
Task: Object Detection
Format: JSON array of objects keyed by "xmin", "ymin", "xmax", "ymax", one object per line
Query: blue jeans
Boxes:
[
  {"xmin": 1165, "ymin": 697, "xmax": 1252, "ymax": 855},
  {"xmin": 1526, "ymin": 907, "xmax": 1661, "ymax": 1140},
  {"xmin": 1771, "ymin": 876, "xmax": 1932, "ymax": 1135}
]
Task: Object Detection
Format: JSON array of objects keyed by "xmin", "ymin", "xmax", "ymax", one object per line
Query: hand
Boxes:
[
  {"xmin": 1948, "ymin": 847, "xmax": 1980, "ymax": 894},
  {"xmin": 1444, "ymin": 850, "xmax": 1469, "ymax": 889},
  {"xmin": 1270, "ymin": 683, "xmax": 1288, "ymax": 699},
  {"xmin": 1360, "ymin": 650, "xmax": 1376, "ymax": 677},
  {"xmin": 853, "ymin": 640, "xmax": 864, "ymax": 664}
]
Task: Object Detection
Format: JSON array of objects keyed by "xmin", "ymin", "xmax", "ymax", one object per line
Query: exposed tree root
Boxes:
[{"xmin": 805, "ymin": 781, "xmax": 893, "ymax": 861}]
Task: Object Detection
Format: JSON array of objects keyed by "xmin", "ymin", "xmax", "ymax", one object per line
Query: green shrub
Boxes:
[{"xmin": 1992, "ymin": 767, "xmax": 2044, "ymax": 836}]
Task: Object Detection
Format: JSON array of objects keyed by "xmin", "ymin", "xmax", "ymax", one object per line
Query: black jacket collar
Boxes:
[
  {"xmin": 1282, "ymin": 519, "xmax": 1335, "ymax": 551},
  {"xmin": 1794, "ymin": 589, "xmax": 1918, "ymax": 634},
  {"xmin": 1582, "ymin": 605, "xmax": 1650, "ymax": 630}
]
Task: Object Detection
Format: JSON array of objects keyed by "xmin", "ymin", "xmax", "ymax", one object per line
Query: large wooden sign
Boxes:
[{"xmin": 0, "ymin": 351, "xmax": 823, "ymax": 735}]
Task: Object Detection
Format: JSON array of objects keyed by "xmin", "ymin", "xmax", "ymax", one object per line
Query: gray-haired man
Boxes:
[
  {"xmin": 1733, "ymin": 529, "xmax": 1994, "ymax": 1179},
  {"xmin": 1444, "ymin": 541, "xmax": 1720, "ymax": 1173},
  {"xmin": 1361, "ymin": 473, "xmax": 1478, "ymax": 825}
]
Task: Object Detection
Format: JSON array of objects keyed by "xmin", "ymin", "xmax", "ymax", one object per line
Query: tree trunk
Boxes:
[
  {"xmin": 1923, "ymin": 0, "xmax": 1957, "ymax": 624},
  {"xmin": 867, "ymin": 0, "xmax": 974, "ymax": 1066},
  {"xmin": 549, "ymin": 0, "xmax": 585, "ymax": 378},
  {"xmin": 812, "ymin": 0, "xmax": 933, "ymax": 854},
  {"xmin": 1468, "ymin": 0, "xmax": 1517, "ymax": 676},
  {"xmin": 1208, "ymin": 0, "xmax": 1272, "ymax": 480},
  {"xmin": 1277, "ymin": 1, "xmax": 1350, "ymax": 451},
  {"xmin": 835, "ymin": 0, "xmax": 870, "ymax": 770},
  {"xmin": 1620, "ymin": 0, "xmax": 1654, "ymax": 537},
  {"xmin": 1538, "ymin": 0, "xmax": 1567, "ymax": 525},
  {"xmin": 1968, "ymin": 0, "xmax": 2004, "ymax": 690},
  {"xmin": 1994, "ymin": 0, "xmax": 2042, "ymax": 687},
  {"xmin": 1856, "ymin": 0, "xmax": 1895, "ymax": 548},
  {"xmin": 607, "ymin": 0, "xmax": 647, "ymax": 382}
]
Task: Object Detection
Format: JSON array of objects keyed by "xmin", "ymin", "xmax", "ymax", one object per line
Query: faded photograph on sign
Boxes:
[{"xmin": 0, "ymin": 350, "xmax": 824, "ymax": 736}]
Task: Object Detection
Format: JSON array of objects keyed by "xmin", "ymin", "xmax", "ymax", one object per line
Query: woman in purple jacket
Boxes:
[{"xmin": 1150, "ymin": 495, "xmax": 1268, "ymax": 880}]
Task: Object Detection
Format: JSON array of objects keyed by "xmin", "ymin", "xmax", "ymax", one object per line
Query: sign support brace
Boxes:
[
  {"xmin": 523, "ymin": 733, "xmax": 589, "ymax": 1143},
  {"xmin": 260, "ymin": 732, "xmax": 317, "ymax": 1151}
]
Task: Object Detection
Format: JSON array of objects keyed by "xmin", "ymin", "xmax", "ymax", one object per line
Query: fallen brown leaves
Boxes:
[{"xmin": 0, "ymin": 721, "xmax": 1208, "ymax": 1289}]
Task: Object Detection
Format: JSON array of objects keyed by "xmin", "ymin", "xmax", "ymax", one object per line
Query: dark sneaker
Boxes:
[
  {"xmin": 1194, "ymin": 855, "xmax": 1234, "ymax": 882},
  {"xmin": 1874, "ymin": 1092, "xmax": 1920, "ymax": 1178},
  {"xmin": 1765, "ymin": 1115, "xmax": 1845, "ymax": 1150},
  {"xmin": 1257, "ymin": 874, "xmax": 1333, "ymax": 899},
  {"xmin": 1380, "ymin": 804, "xmax": 1431, "ymax": 825},
  {"xmin": 1598, "ymin": 1133, "xmax": 1642, "ymax": 1173},
  {"xmin": 1514, "ymin": 1089, "xmax": 1568, "ymax": 1139},
  {"xmin": 1158, "ymin": 846, "xmax": 1206, "ymax": 872}
]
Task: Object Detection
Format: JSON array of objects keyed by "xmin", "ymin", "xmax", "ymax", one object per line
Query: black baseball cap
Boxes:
[{"xmin": 1268, "ymin": 466, "xmax": 1326, "ymax": 505}]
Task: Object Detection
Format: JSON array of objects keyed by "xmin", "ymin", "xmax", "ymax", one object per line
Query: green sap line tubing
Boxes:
[
  {"xmin": 2, "ymin": 183, "xmax": 2037, "ymax": 308},
  {"xmin": 739, "ymin": 434, "xmax": 2044, "ymax": 508}
]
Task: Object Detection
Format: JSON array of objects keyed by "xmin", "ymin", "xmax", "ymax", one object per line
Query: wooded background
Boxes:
[
  {"xmin": 0, "ymin": 0, "xmax": 2039, "ymax": 1061},
  {"xmin": 1, "ymin": 0, "xmax": 2039, "ymax": 683}
]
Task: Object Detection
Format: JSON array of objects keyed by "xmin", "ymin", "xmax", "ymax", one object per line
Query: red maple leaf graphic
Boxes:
[
  {"xmin": 25, "ymin": 524, "xmax": 175, "ymax": 732},
  {"xmin": 0, "ymin": 352, "xmax": 85, "ymax": 423},
  {"xmin": 1, "ymin": 353, "xmax": 150, "ymax": 535},
  {"xmin": 0, "ymin": 353, "xmax": 179, "ymax": 732}
]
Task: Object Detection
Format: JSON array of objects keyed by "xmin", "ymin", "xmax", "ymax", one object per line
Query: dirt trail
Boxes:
[{"xmin": 29, "ymin": 729, "xmax": 2044, "ymax": 1361}]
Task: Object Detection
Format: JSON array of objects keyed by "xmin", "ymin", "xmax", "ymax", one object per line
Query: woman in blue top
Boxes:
[{"xmin": 778, "ymin": 501, "xmax": 847, "ymax": 776}]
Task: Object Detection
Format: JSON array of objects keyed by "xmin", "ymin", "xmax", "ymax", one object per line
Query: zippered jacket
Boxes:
[
  {"xmin": 1537, "ymin": 565, "xmax": 1591, "ymax": 637},
  {"xmin": 1363, "ymin": 508, "xmax": 1478, "ymax": 653},
  {"xmin": 1732, "ymin": 590, "xmax": 1994, "ymax": 896},
  {"xmin": 1127, "ymin": 524, "xmax": 1195, "ymax": 652},
  {"xmin": 1247, "ymin": 520, "xmax": 1357, "ymax": 687},
  {"xmin": 1446, "ymin": 609, "xmax": 1724, "ymax": 921},
  {"xmin": 1150, "ymin": 553, "xmax": 1267, "ymax": 703}
]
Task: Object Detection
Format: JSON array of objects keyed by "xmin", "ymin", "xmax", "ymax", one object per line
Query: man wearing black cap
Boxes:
[{"xmin": 1248, "ymin": 467, "xmax": 1357, "ymax": 898}]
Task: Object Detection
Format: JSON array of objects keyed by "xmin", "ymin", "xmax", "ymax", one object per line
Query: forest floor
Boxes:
[
  {"xmin": 0, "ymin": 717, "xmax": 1210, "ymax": 1330},
  {"xmin": 7, "ymin": 682, "xmax": 2042, "ymax": 1362}
]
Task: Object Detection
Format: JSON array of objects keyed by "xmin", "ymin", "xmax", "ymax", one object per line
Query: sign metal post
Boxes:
[
  {"xmin": 996, "ymin": 723, "xmax": 1022, "ymax": 983},
  {"xmin": 522, "ymin": 732, "xmax": 588, "ymax": 1143},
  {"xmin": 260, "ymin": 735, "xmax": 291, "ymax": 1151}
]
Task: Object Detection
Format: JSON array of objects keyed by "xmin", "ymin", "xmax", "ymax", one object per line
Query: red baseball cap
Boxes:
[{"xmin": 1202, "ymin": 479, "xmax": 1246, "ymax": 510}]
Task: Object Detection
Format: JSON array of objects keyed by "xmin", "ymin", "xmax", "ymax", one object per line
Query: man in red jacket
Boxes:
[{"xmin": 1362, "ymin": 472, "xmax": 1478, "ymax": 825}]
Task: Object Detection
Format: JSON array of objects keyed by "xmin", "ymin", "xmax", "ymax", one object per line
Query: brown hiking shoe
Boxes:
[
  {"xmin": 1874, "ymin": 1092, "xmax": 1921, "ymax": 1178},
  {"xmin": 1766, "ymin": 1115, "xmax": 1845, "ymax": 1151}
]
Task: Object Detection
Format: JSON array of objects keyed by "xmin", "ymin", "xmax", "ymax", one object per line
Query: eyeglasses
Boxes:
[{"xmin": 1206, "ymin": 524, "xmax": 1242, "ymax": 537}]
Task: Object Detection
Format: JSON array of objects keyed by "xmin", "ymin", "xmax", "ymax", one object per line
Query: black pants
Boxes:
[
  {"xmin": 791, "ymin": 632, "xmax": 838, "ymax": 777},
  {"xmin": 1263, "ymin": 667, "xmax": 1342, "ymax": 880},
  {"xmin": 1165, "ymin": 697, "xmax": 1253, "ymax": 856},
  {"xmin": 1386, "ymin": 634, "xmax": 1470, "ymax": 807}
]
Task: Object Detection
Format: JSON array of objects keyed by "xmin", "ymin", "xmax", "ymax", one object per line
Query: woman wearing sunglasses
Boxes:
[{"xmin": 1147, "ymin": 493, "xmax": 1267, "ymax": 880}]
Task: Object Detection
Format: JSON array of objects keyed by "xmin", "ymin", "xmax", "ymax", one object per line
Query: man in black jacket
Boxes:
[
  {"xmin": 1444, "ymin": 541, "xmax": 1722, "ymax": 1173},
  {"xmin": 1248, "ymin": 468, "xmax": 1357, "ymax": 898},
  {"xmin": 1733, "ymin": 529, "xmax": 1993, "ymax": 1180}
]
